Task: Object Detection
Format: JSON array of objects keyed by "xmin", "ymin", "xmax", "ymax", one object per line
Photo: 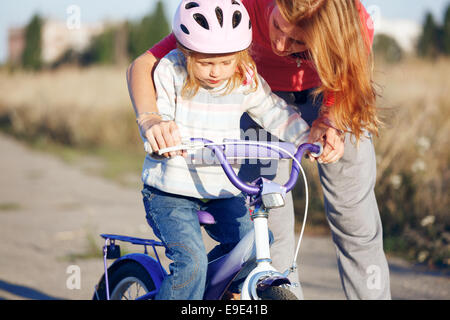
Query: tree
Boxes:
[
  {"xmin": 373, "ymin": 34, "xmax": 403, "ymax": 63},
  {"xmin": 128, "ymin": 1, "xmax": 170, "ymax": 60},
  {"xmin": 417, "ymin": 12, "xmax": 440, "ymax": 58},
  {"xmin": 147, "ymin": 1, "xmax": 170, "ymax": 50},
  {"xmin": 81, "ymin": 26, "xmax": 116, "ymax": 65},
  {"xmin": 22, "ymin": 14, "xmax": 43, "ymax": 70},
  {"xmin": 443, "ymin": 5, "xmax": 450, "ymax": 55}
]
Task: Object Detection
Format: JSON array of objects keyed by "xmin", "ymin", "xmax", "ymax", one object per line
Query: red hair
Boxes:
[{"xmin": 277, "ymin": 0, "xmax": 380, "ymax": 140}]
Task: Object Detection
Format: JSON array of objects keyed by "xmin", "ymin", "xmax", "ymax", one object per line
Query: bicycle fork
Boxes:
[{"xmin": 241, "ymin": 207, "xmax": 292, "ymax": 300}]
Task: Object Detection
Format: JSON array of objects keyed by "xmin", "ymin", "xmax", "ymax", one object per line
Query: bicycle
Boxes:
[{"xmin": 92, "ymin": 138, "xmax": 322, "ymax": 300}]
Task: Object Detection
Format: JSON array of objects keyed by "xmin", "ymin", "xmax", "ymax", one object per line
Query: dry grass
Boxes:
[
  {"xmin": 371, "ymin": 58, "xmax": 450, "ymax": 267},
  {"xmin": 0, "ymin": 65, "xmax": 140, "ymax": 149},
  {"xmin": 374, "ymin": 58, "xmax": 450, "ymax": 216},
  {"xmin": 0, "ymin": 59, "xmax": 448, "ymax": 268}
]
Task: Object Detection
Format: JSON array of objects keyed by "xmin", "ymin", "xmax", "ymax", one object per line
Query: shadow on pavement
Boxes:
[
  {"xmin": 388, "ymin": 262, "xmax": 450, "ymax": 278},
  {"xmin": 0, "ymin": 279, "xmax": 64, "ymax": 300}
]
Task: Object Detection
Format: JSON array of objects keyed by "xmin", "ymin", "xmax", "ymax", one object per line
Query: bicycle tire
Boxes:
[
  {"xmin": 257, "ymin": 286, "xmax": 298, "ymax": 300},
  {"xmin": 93, "ymin": 261, "xmax": 156, "ymax": 300}
]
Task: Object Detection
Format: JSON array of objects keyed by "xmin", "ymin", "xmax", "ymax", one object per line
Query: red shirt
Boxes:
[{"xmin": 148, "ymin": 0, "xmax": 373, "ymax": 105}]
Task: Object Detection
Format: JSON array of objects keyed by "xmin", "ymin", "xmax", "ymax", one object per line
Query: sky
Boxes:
[{"xmin": 0, "ymin": 0, "xmax": 449, "ymax": 63}]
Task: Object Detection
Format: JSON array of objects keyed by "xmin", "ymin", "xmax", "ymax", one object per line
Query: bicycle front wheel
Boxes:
[
  {"xmin": 94, "ymin": 261, "xmax": 156, "ymax": 300},
  {"xmin": 257, "ymin": 286, "xmax": 298, "ymax": 300}
]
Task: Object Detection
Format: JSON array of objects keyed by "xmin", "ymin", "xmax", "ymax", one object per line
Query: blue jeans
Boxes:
[{"xmin": 142, "ymin": 185, "xmax": 253, "ymax": 300}]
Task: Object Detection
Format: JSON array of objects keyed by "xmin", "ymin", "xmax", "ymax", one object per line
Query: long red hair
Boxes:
[{"xmin": 277, "ymin": 0, "xmax": 380, "ymax": 140}]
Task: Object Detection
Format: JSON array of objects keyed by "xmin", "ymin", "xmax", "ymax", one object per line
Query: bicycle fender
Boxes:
[
  {"xmin": 109, "ymin": 253, "xmax": 167, "ymax": 289},
  {"xmin": 257, "ymin": 274, "xmax": 291, "ymax": 291}
]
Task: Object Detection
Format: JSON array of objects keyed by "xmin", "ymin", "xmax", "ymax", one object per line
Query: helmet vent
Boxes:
[
  {"xmin": 180, "ymin": 24, "xmax": 190, "ymax": 35},
  {"xmin": 193, "ymin": 13, "xmax": 210, "ymax": 30},
  {"xmin": 232, "ymin": 11, "xmax": 242, "ymax": 28},
  {"xmin": 215, "ymin": 7, "xmax": 224, "ymax": 27},
  {"xmin": 185, "ymin": 2, "xmax": 199, "ymax": 9},
  {"xmin": 231, "ymin": 0, "xmax": 240, "ymax": 5}
]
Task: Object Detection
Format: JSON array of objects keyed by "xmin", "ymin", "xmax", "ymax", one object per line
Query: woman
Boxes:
[{"xmin": 127, "ymin": 0, "xmax": 391, "ymax": 299}]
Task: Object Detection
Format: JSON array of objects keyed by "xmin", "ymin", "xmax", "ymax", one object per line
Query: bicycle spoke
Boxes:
[
  {"xmin": 127, "ymin": 286, "xmax": 133, "ymax": 300},
  {"xmin": 136, "ymin": 283, "xmax": 141, "ymax": 297},
  {"xmin": 106, "ymin": 267, "xmax": 151, "ymax": 300}
]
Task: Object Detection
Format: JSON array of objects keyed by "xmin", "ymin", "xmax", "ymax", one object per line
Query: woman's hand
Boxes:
[
  {"xmin": 308, "ymin": 118, "xmax": 345, "ymax": 164},
  {"xmin": 137, "ymin": 114, "xmax": 185, "ymax": 158}
]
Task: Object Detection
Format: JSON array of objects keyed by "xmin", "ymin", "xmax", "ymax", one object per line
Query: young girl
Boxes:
[{"xmin": 137, "ymin": 0, "xmax": 310, "ymax": 300}]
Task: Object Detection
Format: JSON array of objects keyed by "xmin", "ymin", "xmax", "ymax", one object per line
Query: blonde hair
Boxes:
[
  {"xmin": 276, "ymin": 0, "xmax": 380, "ymax": 140},
  {"xmin": 177, "ymin": 43, "xmax": 259, "ymax": 98}
]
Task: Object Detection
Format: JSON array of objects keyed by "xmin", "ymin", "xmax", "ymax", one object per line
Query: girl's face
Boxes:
[
  {"xmin": 268, "ymin": 5, "xmax": 308, "ymax": 56},
  {"xmin": 192, "ymin": 53, "xmax": 238, "ymax": 89}
]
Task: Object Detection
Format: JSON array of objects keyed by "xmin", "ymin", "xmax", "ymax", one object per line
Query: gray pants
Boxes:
[
  {"xmin": 239, "ymin": 90, "xmax": 391, "ymax": 300},
  {"xmin": 318, "ymin": 132, "xmax": 391, "ymax": 299}
]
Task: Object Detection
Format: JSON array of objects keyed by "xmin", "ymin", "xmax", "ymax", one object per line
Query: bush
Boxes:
[{"xmin": 373, "ymin": 34, "xmax": 403, "ymax": 63}]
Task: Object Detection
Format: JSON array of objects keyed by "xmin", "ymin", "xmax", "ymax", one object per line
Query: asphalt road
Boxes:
[{"xmin": 0, "ymin": 133, "xmax": 448, "ymax": 300}]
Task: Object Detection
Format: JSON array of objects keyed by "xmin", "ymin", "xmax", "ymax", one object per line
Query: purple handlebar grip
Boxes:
[{"xmin": 283, "ymin": 143, "xmax": 320, "ymax": 192}]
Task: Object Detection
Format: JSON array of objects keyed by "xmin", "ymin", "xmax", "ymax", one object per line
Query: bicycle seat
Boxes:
[{"xmin": 197, "ymin": 211, "xmax": 216, "ymax": 225}]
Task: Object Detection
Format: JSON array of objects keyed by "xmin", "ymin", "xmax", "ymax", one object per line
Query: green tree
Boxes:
[
  {"xmin": 128, "ymin": 1, "xmax": 170, "ymax": 60},
  {"xmin": 147, "ymin": 1, "xmax": 170, "ymax": 50},
  {"xmin": 22, "ymin": 14, "xmax": 43, "ymax": 70},
  {"xmin": 417, "ymin": 12, "xmax": 440, "ymax": 58},
  {"xmin": 443, "ymin": 5, "xmax": 450, "ymax": 55},
  {"xmin": 82, "ymin": 27, "xmax": 116, "ymax": 65},
  {"xmin": 373, "ymin": 34, "xmax": 403, "ymax": 63},
  {"xmin": 75, "ymin": 23, "xmax": 129, "ymax": 66}
]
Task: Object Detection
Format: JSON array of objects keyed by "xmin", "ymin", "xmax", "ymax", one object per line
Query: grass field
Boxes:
[{"xmin": 0, "ymin": 58, "xmax": 448, "ymax": 268}]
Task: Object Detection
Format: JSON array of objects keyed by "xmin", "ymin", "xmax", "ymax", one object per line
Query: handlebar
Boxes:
[{"xmin": 153, "ymin": 138, "xmax": 322, "ymax": 196}]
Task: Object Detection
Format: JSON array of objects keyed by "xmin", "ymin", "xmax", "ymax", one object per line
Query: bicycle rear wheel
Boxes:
[
  {"xmin": 257, "ymin": 286, "xmax": 298, "ymax": 300},
  {"xmin": 93, "ymin": 261, "xmax": 156, "ymax": 300}
]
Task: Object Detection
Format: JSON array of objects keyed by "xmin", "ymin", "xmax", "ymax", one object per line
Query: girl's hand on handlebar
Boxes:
[
  {"xmin": 138, "ymin": 114, "xmax": 186, "ymax": 158},
  {"xmin": 308, "ymin": 119, "xmax": 344, "ymax": 164}
]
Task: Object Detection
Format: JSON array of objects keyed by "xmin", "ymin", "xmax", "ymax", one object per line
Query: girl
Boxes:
[{"xmin": 137, "ymin": 0, "xmax": 310, "ymax": 300}]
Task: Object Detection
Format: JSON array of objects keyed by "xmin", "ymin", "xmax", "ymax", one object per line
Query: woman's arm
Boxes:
[
  {"xmin": 126, "ymin": 50, "xmax": 182, "ymax": 157},
  {"xmin": 126, "ymin": 51, "xmax": 159, "ymax": 117},
  {"xmin": 126, "ymin": 33, "xmax": 177, "ymax": 116}
]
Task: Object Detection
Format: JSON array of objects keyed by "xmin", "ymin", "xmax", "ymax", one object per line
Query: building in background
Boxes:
[
  {"xmin": 7, "ymin": 27, "xmax": 25, "ymax": 65},
  {"xmin": 8, "ymin": 19, "xmax": 105, "ymax": 66}
]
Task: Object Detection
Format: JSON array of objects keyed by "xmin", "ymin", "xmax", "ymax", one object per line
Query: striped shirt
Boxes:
[{"xmin": 141, "ymin": 49, "xmax": 310, "ymax": 199}]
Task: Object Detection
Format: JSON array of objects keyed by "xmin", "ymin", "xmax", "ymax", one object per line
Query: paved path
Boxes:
[{"xmin": 0, "ymin": 133, "xmax": 448, "ymax": 300}]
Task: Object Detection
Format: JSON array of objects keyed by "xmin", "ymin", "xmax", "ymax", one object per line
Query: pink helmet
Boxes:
[{"xmin": 173, "ymin": 0, "xmax": 252, "ymax": 54}]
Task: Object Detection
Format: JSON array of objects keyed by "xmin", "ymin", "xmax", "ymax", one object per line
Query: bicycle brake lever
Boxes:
[{"xmin": 157, "ymin": 139, "xmax": 205, "ymax": 156}]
